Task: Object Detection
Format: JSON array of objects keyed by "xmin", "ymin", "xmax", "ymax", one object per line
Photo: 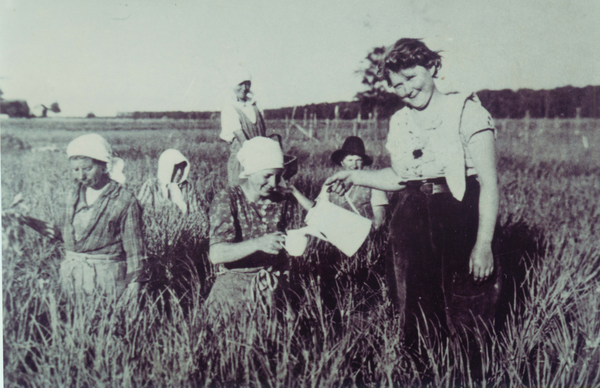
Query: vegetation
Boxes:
[{"xmin": 2, "ymin": 117, "xmax": 599, "ymax": 386}]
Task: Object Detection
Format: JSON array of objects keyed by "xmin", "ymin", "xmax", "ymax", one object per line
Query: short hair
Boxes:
[{"xmin": 378, "ymin": 38, "xmax": 442, "ymax": 85}]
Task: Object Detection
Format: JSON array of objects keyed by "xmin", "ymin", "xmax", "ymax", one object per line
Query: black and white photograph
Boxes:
[{"xmin": 1, "ymin": 0, "xmax": 599, "ymax": 386}]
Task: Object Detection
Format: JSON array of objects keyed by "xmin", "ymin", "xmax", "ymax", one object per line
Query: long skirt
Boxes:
[{"xmin": 387, "ymin": 176, "xmax": 500, "ymax": 342}]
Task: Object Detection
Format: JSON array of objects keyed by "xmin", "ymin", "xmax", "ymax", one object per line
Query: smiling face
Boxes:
[
  {"xmin": 69, "ymin": 157, "xmax": 109, "ymax": 190},
  {"xmin": 246, "ymin": 168, "xmax": 283, "ymax": 198},
  {"xmin": 234, "ymin": 81, "xmax": 251, "ymax": 102},
  {"xmin": 388, "ymin": 65, "xmax": 437, "ymax": 110},
  {"xmin": 340, "ymin": 154, "xmax": 364, "ymax": 171}
]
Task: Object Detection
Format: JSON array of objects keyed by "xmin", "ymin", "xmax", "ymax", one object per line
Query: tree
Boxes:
[
  {"xmin": 40, "ymin": 102, "xmax": 61, "ymax": 117},
  {"xmin": 354, "ymin": 46, "xmax": 404, "ymax": 119}
]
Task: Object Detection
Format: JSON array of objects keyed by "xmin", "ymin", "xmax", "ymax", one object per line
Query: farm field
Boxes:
[{"xmin": 2, "ymin": 117, "xmax": 600, "ymax": 386}]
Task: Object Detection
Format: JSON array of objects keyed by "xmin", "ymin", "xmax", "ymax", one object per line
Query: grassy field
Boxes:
[{"xmin": 2, "ymin": 117, "xmax": 600, "ymax": 386}]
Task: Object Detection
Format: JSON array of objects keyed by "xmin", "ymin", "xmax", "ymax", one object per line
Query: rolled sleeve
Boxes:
[
  {"xmin": 460, "ymin": 95, "xmax": 495, "ymax": 143},
  {"xmin": 121, "ymin": 198, "xmax": 146, "ymax": 280},
  {"xmin": 370, "ymin": 189, "xmax": 389, "ymax": 207}
]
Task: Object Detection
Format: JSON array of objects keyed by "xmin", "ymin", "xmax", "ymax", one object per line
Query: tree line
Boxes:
[{"xmin": 263, "ymin": 85, "xmax": 598, "ymax": 120}]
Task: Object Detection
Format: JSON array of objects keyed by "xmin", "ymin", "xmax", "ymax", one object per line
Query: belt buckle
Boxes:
[{"xmin": 420, "ymin": 183, "xmax": 434, "ymax": 195}]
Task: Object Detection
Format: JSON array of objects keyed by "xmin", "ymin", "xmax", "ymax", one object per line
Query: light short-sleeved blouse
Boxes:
[
  {"xmin": 386, "ymin": 92, "xmax": 494, "ymax": 182},
  {"xmin": 329, "ymin": 185, "xmax": 388, "ymax": 220},
  {"xmin": 220, "ymin": 98, "xmax": 264, "ymax": 143}
]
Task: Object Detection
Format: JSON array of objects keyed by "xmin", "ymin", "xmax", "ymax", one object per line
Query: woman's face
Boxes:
[
  {"xmin": 247, "ymin": 168, "xmax": 283, "ymax": 197},
  {"xmin": 341, "ymin": 154, "xmax": 364, "ymax": 171},
  {"xmin": 234, "ymin": 81, "xmax": 251, "ymax": 102},
  {"xmin": 388, "ymin": 65, "xmax": 437, "ymax": 110},
  {"xmin": 69, "ymin": 157, "xmax": 108, "ymax": 189},
  {"xmin": 171, "ymin": 162, "xmax": 187, "ymax": 184}
]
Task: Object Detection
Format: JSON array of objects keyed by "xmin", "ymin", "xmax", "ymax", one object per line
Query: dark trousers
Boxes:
[{"xmin": 386, "ymin": 177, "xmax": 500, "ymax": 345}]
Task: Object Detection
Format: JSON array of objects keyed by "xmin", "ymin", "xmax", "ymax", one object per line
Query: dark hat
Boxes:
[{"xmin": 331, "ymin": 136, "xmax": 373, "ymax": 167}]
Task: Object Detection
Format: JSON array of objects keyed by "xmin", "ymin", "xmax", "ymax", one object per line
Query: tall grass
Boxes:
[{"xmin": 2, "ymin": 117, "xmax": 599, "ymax": 386}]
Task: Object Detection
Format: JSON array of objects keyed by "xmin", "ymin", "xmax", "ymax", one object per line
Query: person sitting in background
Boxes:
[
  {"xmin": 220, "ymin": 66, "xmax": 267, "ymax": 187},
  {"xmin": 286, "ymin": 136, "xmax": 389, "ymax": 228},
  {"xmin": 327, "ymin": 136, "xmax": 389, "ymax": 229},
  {"xmin": 137, "ymin": 149, "xmax": 198, "ymax": 214},
  {"xmin": 60, "ymin": 134, "xmax": 146, "ymax": 298},
  {"xmin": 206, "ymin": 137, "xmax": 300, "ymax": 320}
]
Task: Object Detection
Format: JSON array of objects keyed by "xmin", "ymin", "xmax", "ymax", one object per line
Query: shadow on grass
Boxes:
[{"xmin": 493, "ymin": 215, "xmax": 547, "ymax": 332}]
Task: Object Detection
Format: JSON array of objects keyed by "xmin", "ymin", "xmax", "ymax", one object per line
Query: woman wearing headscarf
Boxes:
[
  {"xmin": 137, "ymin": 149, "xmax": 198, "ymax": 214},
  {"xmin": 326, "ymin": 39, "xmax": 500, "ymax": 344},
  {"xmin": 59, "ymin": 133, "xmax": 146, "ymax": 298},
  {"xmin": 220, "ymin": 66, "xmax": 267, "ymax": 187},
  {"xmin": 207, "ymin": 137, "xmax": 300, "ymax": 319}
]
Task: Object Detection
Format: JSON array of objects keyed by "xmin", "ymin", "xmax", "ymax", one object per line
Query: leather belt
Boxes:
[{"xmin": 405, "ymin": 178, "xmax": 451, "ymax": 195}]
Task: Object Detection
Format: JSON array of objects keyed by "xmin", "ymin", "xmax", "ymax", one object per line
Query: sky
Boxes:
[{"xmin": 1, "ymin": 0, "xmax": 599, "ymax": 117}]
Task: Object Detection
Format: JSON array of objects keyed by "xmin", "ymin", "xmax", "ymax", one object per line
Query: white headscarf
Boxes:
[
  {"xmin": 66, "ymin": 134, "xmax": 126, "ymax": 184},
  {"xmin": 157, "ymin": 149, "xmax": 190, "ymax": 188},
  {"xmin": 237, "ymin": 137, "xmax": 284, "ymax": 178},
  {"xmin": 227, "ymin": 65, "xmax": 252, "ymax": 89},
  {"xmin": 156, "ymin": 149, "xmax": 190, "ymax": 212}
]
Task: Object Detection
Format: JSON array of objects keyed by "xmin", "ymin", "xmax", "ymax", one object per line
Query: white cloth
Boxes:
[
  {"xmin": 226, "ymin": 65, "xmax": 252, "ymax": 89},
  {"xmin": 220, "ymin": 98, "xmax": 261, "ymax": 142},
  {"xmin": 237, "ymin": 137, "xmax": 283, "ymax": 178},
  {"xmin": 66, "ymin": 133, "xmax": 126, "ymax": 184},
  {"xmin": 157, "ymin": 149, "xmax": 190, "ymax": 213}
]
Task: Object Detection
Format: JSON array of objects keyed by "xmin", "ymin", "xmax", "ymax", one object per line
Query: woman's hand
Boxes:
[
  {"xmin": 469, "ymin": 243, "xmax": 494, "ymax": 282},
  {"xmin": 255, "ymin": 232, "xmax": 285, "ymax": 255},
  {"xmin": 324, "ymin": 171, "xmax": 355, "ymax": 196}
]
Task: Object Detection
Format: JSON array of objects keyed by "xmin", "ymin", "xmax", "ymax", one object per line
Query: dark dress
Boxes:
[{"xmin": 206, "ymin": 186, "xmax": 298, "ymax": 319}]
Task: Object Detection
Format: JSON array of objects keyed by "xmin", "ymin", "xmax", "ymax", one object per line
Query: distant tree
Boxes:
[
  {"xmin": 354, "ymin": 46, "xmax": 404, "ymax": 119},
  {"xmin": 86, "ymin": 112, "xmax": 96, "ymax": 118},
  {"xmin": 40, "ymin": 102, "xmax": 61, "ymax": 117}
]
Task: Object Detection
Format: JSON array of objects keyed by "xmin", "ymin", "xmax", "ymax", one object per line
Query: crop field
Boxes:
[{"xmin": 2, "ymin": 117, "xmax": 600, "ymax": 386}]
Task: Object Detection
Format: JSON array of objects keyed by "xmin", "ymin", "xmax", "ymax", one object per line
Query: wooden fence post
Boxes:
[
  {"xmin": 325, "ymin": 118, "xmax": 330, "ymax": 140},
  {"xmin": 334, "ymin": 105, "xmax": 339, "ymax": 131},
  {"xmin": 524, "ymin": 110, "xmax": 530, "ymax": 143},
  {"xmin": 574, "ymin": 107, "xmax": 582, "ymax": 135},
  {"xmin": 353, "ymin": 119, "xmax": 358, "ymax": 136},
  {"xmin": 303, "ymin": 109, "xmax": 308, "ymax": 128}
]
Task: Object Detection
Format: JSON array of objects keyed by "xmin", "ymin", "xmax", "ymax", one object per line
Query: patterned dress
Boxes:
[
  {"xmin": 207, "ymin": 186, "xmax": 298, "ymax": 318},
  {"xmin": 61, "ymin": 180, "xmax": 146, "ymax": 297}
]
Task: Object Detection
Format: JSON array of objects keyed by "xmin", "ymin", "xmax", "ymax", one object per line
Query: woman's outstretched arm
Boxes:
[
  {"xmin": 467, "ymin": 130, "xmax": 499, "ymax": 282},
  {"xmin": 325, "ymin": 167, "xmax": 405, "ymax": 195}
]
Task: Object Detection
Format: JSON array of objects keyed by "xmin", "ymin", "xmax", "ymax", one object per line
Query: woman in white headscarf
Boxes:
[
  {"xmin": 137, "ymin": 149, "xmax": 198, "ymax": 214},
  {"xmin": 207, "ymin": 137, "xmax": 300, "ymax": 320},
  {"xmin": 220, "ymin": 66, "xmax": 267, "ymax": 186},
  {"xmin": 57, "ymin": 134, "xmax": 146, "ymax": 298}
]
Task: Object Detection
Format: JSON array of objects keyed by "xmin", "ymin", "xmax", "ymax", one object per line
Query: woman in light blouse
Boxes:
[{"xmin": 326, "ymin": 38, "xmax": 500, "ymax": 344}]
